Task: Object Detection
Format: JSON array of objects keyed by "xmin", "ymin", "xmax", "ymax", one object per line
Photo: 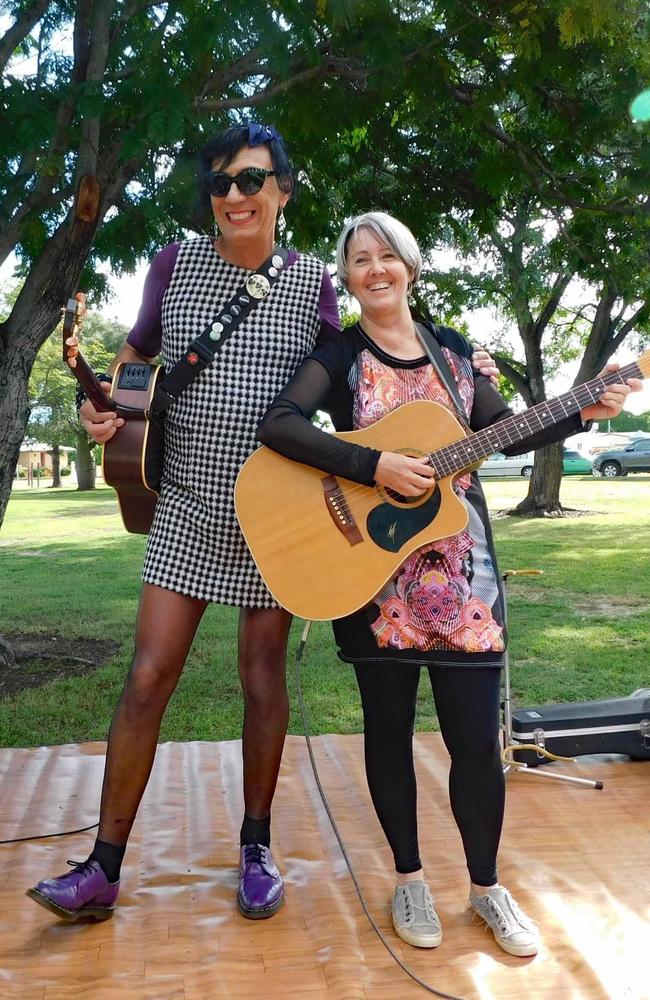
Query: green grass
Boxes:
[{"xmin": 1, "ymin": 477, "xmax": 649, "ymax": 747}]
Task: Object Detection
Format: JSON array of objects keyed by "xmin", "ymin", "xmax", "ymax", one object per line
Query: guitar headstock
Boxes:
[{"xmin": 62, "ymin": 292, "xmax": 87, "ymax": 368}]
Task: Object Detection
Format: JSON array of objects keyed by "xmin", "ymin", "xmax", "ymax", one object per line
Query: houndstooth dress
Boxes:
[{"xmin": 141, "ymin": 236, "xmax": 325, "ymax": 607}]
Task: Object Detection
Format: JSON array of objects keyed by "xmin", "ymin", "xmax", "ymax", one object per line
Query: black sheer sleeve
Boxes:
[
  {"xmin": 471, "ymin": 374, "xmax": 585, "ymax": 453},
  {"xmin": 256, "ymin": 358, "xmax": 381, "ymax": 485}
]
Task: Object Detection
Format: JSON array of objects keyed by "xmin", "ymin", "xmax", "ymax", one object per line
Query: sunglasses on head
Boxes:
[{"xmin": 205, "ymin": 167, "xmax": 277, "ymax": 197}]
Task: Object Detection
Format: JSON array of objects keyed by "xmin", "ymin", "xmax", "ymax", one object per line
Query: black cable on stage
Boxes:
[
  {"xmin": 293, "ymin": 620, "xmax": 468, "ymax": 1000},
  {"xmin": 0, "ymin": 822, "xmax": 98, "ymax": 845}
]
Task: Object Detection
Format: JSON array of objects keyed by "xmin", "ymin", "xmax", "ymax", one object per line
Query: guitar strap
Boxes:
[
  {"xmin": 151, "ymin": 245, "xmax": 290, "ymax": 415},
  {"xmin": 414, "ymin": 321, "xmax": 471, "ymax": 432}
]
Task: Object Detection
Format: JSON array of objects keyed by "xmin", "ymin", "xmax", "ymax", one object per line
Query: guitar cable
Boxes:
[
  {"xmin": 0, "ymin": 822, "xmax": 98, "ymax": 845},
  {"xmin": 293, "ymin": 619, "xmax": 467, "ymax": 1000}
]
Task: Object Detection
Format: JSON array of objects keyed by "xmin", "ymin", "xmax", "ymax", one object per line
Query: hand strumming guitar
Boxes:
[{"xmin": 374, "ymin": 452, "xmax": 436, "ymax": 496}]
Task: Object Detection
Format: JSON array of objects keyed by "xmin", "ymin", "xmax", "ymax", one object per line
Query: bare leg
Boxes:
[
  {"xmin": 97, "ymin": 583, "xmax": 208, "ymax": 845},
  {"xmin": 237, "ymin": 607, "xmax": 292, "ymax": 821}
]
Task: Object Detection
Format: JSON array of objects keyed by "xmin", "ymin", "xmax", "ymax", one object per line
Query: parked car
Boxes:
[
  {"xmin": 592, "ymin": 438, "xmax": 650, "ymax": 477},
  {"xmin": 477, "ymin": 452, "xmax": 535, "ymax": 478},
  {"xmin": 562, "ymin": 449, "xmax": 593, "ymax": 475}
]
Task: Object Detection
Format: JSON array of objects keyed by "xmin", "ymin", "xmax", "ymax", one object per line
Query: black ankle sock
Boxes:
[
  {"xmin": 240, "ymin": 814, "xmax": 271, "ymax": 848},
  {"xmin": 90, "ymin": 839, "xmax": 126, "ymax": 883}
]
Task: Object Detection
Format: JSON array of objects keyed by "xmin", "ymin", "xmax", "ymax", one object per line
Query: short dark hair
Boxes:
[{"xmin": 195, "ymin": 123, "xmax": 295, "ymax": 218}]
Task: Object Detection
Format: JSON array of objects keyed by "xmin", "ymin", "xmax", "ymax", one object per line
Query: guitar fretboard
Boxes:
[{"xmin": 428, "ymin": 361, "xmax": 643, "ymax": 478}]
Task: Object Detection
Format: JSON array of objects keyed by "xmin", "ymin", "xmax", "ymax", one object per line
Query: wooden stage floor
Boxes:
[{"xmin": 0, "ymin": 734, "xmax": 648, "ymax": 1000}]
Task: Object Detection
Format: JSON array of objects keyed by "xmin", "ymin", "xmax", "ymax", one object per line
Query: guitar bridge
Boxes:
[{"xmin": 322, "ymin": 476, "xmax": 363, "ymax": 546}]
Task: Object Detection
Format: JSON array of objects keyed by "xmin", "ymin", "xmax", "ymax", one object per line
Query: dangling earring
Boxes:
[
  {"xmin": 277, "ymin": 207, "xmax": 286, "ymax": 235},
  {"xmin": 407, "ymin": 280, "xmax": 413, "ymax": 297},
  {"xmin": 213, "ymin": 219, "xmax": 219, "ymax": 238}
]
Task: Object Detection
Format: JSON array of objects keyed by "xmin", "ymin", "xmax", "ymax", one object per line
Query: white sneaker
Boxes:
[
  {"xmin": 391, "ymin": 881, "xmax": 442, "ymax": 948},
  {"xmin": 470, "ymin": 885, "xmax": 539, "ymax": 957}
]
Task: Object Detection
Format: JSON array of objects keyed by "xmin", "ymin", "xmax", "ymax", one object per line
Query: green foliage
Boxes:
[{"xmin": 608, "ymin": 410, "xmax": 650, "ymax": 433}]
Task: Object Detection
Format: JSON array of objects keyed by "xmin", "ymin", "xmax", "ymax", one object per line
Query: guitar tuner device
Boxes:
[{"xmin": 118, "ymin": 364, "xmax": 154, "ymax": 390}]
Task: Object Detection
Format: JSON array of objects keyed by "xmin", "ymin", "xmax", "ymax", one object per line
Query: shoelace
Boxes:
[
  {"xmin": 398, "ymin": 885, "xmax": 437, "ymax": 923},
  {"xmin": 242, "ymin": 844, "xmax": 270, "ymax": 872},
  {"xmin": 485, "ymin": 896, "xmax": 510, "ymax": 934},
  {"xmin": 64, "ymin": 859, "xmax": 97, "ymax": 878},
  {"xmin": 485, "ymin": 891, "xmax": 531, "ymax": 935}
]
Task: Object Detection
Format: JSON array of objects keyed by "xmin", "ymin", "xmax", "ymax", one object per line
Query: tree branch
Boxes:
[
  {"xmin": 76, "ymin": 0, "xmax": 117, "ymax": 178},
  {"xmin": 493, "ymin": 355, "xmax": 532, "ymax": 403},
  {"xmin": 198, "ymin": 56, "xmax": 367, "ymax": 112},
  {"xmin": 196, "ymin": 45, "xmax": 264, "ymax": 103},
  {"xmin": 610, "ymin": 301, "xmax": 650, "ymax": 353},
  {"xmin": 109, "ymin": 0, "xmax": 160, "ymax": 46},
  {"xmin": 532, "ymin": 269, "xmax": 574, "ymax": 340},
  {"xmin": 0, "ymin": 0, "xmax": 100, "ymax": 264},
  {"xmin": 0, "ymin": 0, "xmax": 51, "ymax": 77}
]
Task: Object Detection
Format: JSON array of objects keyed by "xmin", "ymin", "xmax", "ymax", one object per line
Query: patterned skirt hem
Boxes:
[{"xmin": 141, "ymin": 571, "xmax": 280, "ymax": 609}]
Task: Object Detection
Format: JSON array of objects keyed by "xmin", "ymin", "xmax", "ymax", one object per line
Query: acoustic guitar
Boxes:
[
  {"xmin": 235, "ymin": 352, "xmax": 650, "ymax": 621},
  {"xmin": 62, "ymin": 293, "xmax": 164, "ymax": 534}
]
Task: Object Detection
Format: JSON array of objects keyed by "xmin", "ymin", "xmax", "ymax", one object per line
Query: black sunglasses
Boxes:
[{"xmin": 205, "ymin": 167, "xmax": 277, "ymax": 197}]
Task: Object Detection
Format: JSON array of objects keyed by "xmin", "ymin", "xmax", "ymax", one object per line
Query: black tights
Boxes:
[{"xmin": 353, "ymin": 661, "xmax": 504, "ymax": 886}]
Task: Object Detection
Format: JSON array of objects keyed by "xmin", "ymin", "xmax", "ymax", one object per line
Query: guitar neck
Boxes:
[
  {"xmin": 429, "ymin": 360, "xmax": 644, "ymax": 477},
  {"xmin": 68, "ymin": 351, "xmax": 114, "ymax": 413}
]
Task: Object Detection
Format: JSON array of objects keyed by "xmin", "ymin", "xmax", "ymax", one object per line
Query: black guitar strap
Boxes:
[
  {"xmin": 151, "ymin": 245, "xmax": 290, "ymax": 415},
  {"xmin": 414, "ymin": 321, "xmax": 471, "ymax": 432}
]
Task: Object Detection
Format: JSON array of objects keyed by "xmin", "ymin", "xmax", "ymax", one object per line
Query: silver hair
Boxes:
[{"xmin": 336, "ymin": 211, "xmax": 423, "ymax": 288}]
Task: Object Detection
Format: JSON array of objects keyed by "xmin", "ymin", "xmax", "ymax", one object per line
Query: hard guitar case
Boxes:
[{"xmin": 510, "ymin": 689, "xmax": 650, "ymax": 766}]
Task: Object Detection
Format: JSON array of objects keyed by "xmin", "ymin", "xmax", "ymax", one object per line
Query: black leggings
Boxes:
[{"xmin": 353, "ymin": 661, "xmax": 504, "ymax": 886}]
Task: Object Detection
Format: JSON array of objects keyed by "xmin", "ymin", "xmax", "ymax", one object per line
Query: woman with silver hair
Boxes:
[{"xmin": 257, "ymin": 210, "xmax": 638, "ymax": 956}]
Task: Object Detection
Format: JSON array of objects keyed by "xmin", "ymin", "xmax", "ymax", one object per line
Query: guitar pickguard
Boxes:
[{"xmin": 366, "ymin": 488, "xmax": 442, "ymax": 552}]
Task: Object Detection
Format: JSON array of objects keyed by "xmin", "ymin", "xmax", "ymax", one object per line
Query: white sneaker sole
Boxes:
[
  {"xmin": 471, "ymin": 903, "xmax": 539, "ymax": 957},
  {"xmin": 489, "ymin": 934, "xmax": 539, "ymax": 958},
  {"xmin": 392, "ymin": 913, "xmax": 442, "ymax": 948}
]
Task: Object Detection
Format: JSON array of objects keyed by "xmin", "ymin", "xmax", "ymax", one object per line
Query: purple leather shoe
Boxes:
[
  {"xmin": 26, "ymin": 859, "xmax": 119, "ymax": 921},
  {"xmin": 237, "ymin": 843, "xmax": 284, "ymax": 919}
]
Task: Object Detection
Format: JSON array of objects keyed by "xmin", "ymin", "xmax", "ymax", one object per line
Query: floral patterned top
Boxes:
[{"xmin": 258, "ymin": 321, "xmax": 585, "ymax": 667}]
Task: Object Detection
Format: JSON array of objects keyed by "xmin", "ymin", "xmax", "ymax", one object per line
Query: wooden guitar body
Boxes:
[
  {"xmin": 235, "ymin": 400, "xmax": 469, "ymax": 621},
  {"xmin": 104, "ymin": 361, "xmax": 165, "ymax": 534}
]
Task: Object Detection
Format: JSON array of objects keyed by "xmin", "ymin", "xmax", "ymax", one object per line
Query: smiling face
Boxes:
[
  {"xmin": 210, "ymin": 144, "xmax": 289, "ymax": 255},
  {"xmin": 345, "ymin": 227, "xmax": 413, "ymax": 321}
]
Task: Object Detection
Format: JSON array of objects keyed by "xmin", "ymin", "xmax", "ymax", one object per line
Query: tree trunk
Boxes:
[
  {"xmin": 512, "ymin": 441, "xmax": 565, "ymax": 516},
  {"xmin": 0, "ymin": 336, "xmax": 33, "ymax": 530},
  {"xmin": 75, "ymin": 428, "xmax": 96, "ymax": 490},
  {"xmin": 0, "ymin": 197, "xmax": 111, "ymax": 526},
  {"xmin": 50, "ymin": 443, "xmax": 61, "ymax": 487}
]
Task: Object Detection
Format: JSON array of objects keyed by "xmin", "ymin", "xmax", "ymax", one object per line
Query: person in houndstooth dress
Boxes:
[{"xmin": 28, "ymin": 127, "xmax": 500, "ymax": 925}]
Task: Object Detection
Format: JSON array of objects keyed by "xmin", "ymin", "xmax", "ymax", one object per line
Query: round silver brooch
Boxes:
[
  {"xmin": 210, "ymin": 321, "xmax": 223, "ymax": 341},
  {"xmin": 246, "ymin": 273, "xmax": 271, "ymax": 299}
]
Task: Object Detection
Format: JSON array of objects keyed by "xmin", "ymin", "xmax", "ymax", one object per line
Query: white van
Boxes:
[{"xmin": 477, "ymin": 452, "xmax": 535, "ymax": 478}]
